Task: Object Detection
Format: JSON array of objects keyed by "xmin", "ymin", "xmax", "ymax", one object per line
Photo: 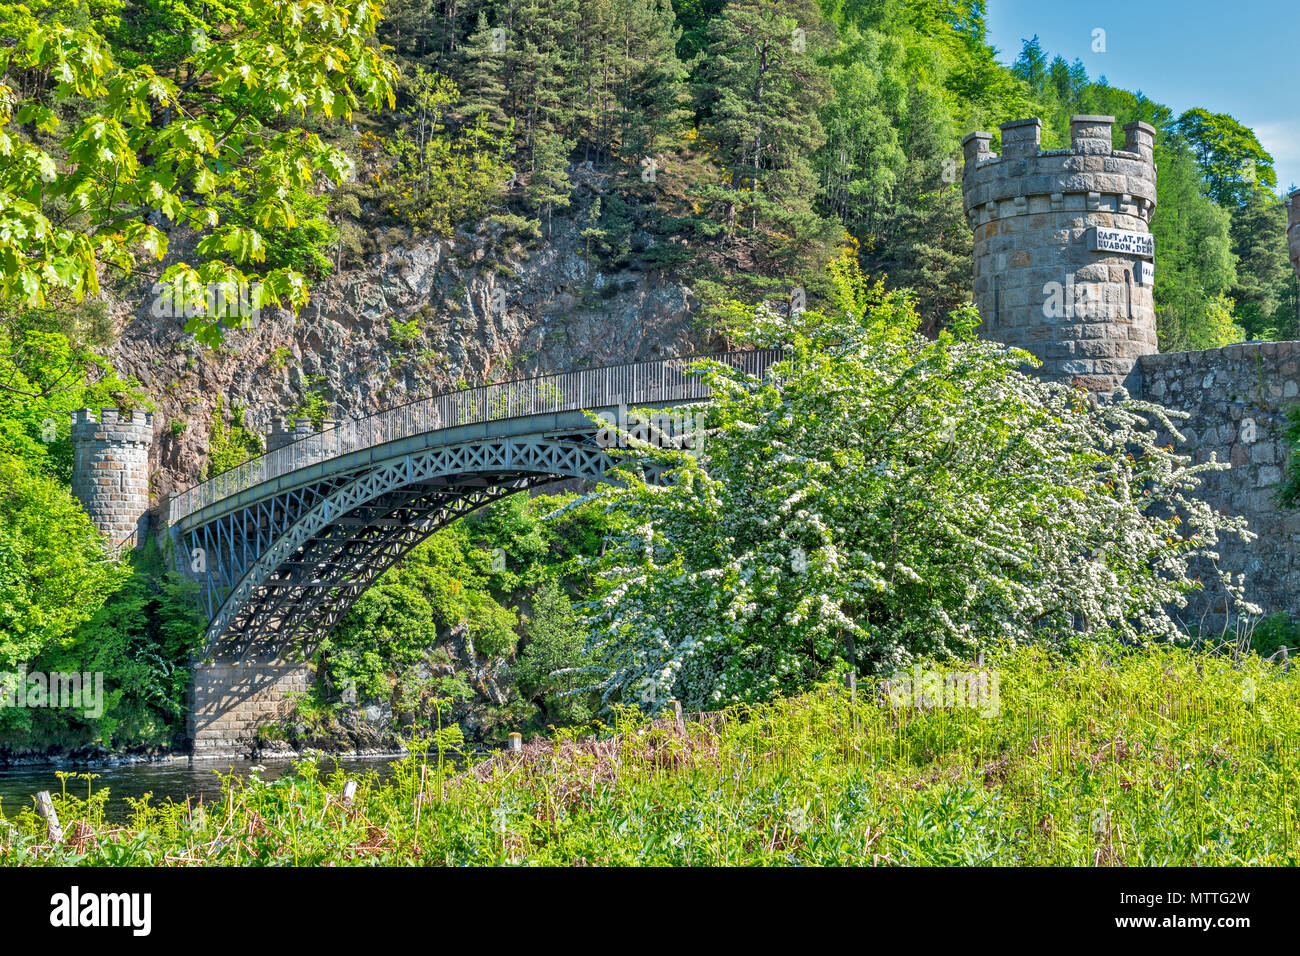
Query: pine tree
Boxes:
[
  {"xmin": 460, "ymin": 10, "xmax": 512, "ymax": 136},
  {"xmin": 614, "ymin": 0, "xmax": 692, "ymax": 163},
  {"xmin": 688, "ymin": 0, "xmax": 839, "ymax": 305},
  {"xmin": 1230, "ymin": 192, "xmax": 1293, "ymax": 339},
  {"xmin": 526, "ymin": 130, "xmax": 575, "ymax": 236}
]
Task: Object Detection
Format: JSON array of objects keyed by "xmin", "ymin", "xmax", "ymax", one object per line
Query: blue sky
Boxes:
[{"xmin": 985, "ymin": 0, "xmax": 1300, "ymax": 195}]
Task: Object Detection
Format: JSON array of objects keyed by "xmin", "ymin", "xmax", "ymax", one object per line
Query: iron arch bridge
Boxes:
[{"xmin": 169, "ymin": 350, "xmax": 780, "ymax": 657}]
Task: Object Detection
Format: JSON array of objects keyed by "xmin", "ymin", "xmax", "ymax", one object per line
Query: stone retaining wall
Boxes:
[{"xmin": 1139, "ymin": 343, "xmax": 1300, "ymax": 623}]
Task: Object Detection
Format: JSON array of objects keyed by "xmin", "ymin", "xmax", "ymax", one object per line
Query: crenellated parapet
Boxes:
[
  {"xmin": 70, "ymin": 408, "xmax": 154, "ymax": 550},
  {"xmin": 962, "ymin": 115, "xmax": 1159, "ymax": 393},
  {"xmin": 265, "ymin": 417, "xmax": 340, "ymax": 456},
  {"xmin": 266, "ymin": 417, "xmax": 320, "ymax": 453}
]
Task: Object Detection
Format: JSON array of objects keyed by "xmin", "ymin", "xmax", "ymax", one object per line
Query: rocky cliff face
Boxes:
[{"xmin": 110, "ymin": 206, "xmax": 708, "ymax": 498}]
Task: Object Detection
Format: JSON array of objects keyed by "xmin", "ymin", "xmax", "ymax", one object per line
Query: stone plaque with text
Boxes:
[{"xmin": 1090, "ymin": 226, "xmax": 1154, "ymax": 258}]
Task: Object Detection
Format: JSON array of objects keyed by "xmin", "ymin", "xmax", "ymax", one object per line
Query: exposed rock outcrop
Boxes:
[{"xmin": 109, "ymin": 208, "xmax": 708, "ymax": 498}]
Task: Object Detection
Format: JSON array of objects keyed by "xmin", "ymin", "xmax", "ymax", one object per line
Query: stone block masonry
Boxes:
[
  {"xmin": 1139, "ymin": 344, "xmax": 1300, "ymax": 623},
  {"xmin": 189, "ymin": 646, "xmax": 311, "ymax": 756},
  {"xmin": 962, "ymin": 115, "xmax": 1159, "ymax": 393},
  {"xmin": 963, "ymin": 116, "xmax": 1300, "ymax": 624},
  {"xmin": 70, "ymin": 408, "xmax": 154, "ymax": 550}
]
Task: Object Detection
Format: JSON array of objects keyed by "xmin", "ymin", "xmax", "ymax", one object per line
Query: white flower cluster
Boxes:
[{"xmin": 581, "ymin": 289, "xmax": 1256, "ymax": 712}]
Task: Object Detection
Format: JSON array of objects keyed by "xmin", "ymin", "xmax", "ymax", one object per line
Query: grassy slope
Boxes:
[{"xmin": 3, "ymin": 645, "xmax": 1297, "ymax": 866}]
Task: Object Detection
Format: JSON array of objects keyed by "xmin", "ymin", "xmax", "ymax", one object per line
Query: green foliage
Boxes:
[
  {"xmin": 0, "ymin": 299, "xmax": 206, "ymax": 749},
  {"xmin": 307, "ymin": 492, "xmax": 618, "ymax": 736},
  {"xmin": 7, "ymin": 542, "xmax": 207, "ymax": 750},
  {"xmin": 0, "ymin": 296, "xmax": 147, "ymax": 670},
  {"xmin": 525, "ymin": 131, "xmax": 575, "ymax": 237},
  {"xmin": 1151, "ymin": 144, "xmax": 1240, "ymax": 352},
  {"xmin": 0, "ymin": 287, "xmax": 196, "ymax": 753},
  {"xmin": 513, "ymin": 576, "xmax": 594, "ymax": 725},
  {"xmin": 1176, "ymin": 108, "xmax": 1277, "ymax": 208},
  {"xmin": 292, "ymin": 379, "xmax": 330, "ymax": 429},
  {"xmin": 463, "ymin": 494, "xmax": 552, "ymax": 592},
  {"xmin": 1249, "ymin": 612, "xmax": 1300, "ymax": 659},
  {"xmin": 1280, "ymin": 404, "xmax": 1300, "ymax": 508},
  {"xmin": 0, "ymin": 0, "xmax": 397, "ymax": 344},
  {"xmin": 389, "ymin": 316, "xmax": 421, "ymax": 346},
  {"xmin": 8, "ymin": 645, "xmax": 1300, "ymax": 865},
  {"xmin": 0, "ymin": 298, "xmax": 145, "ymax": 481},
  {"xmin": 815, "ymin": 21, "xmax": 972, "ymax": 330},
  {"xmin": 321, "ymin": 525, "xmax": 518, "ymax": 710},
  {"xmin": 205, "ymin": 394, "xmax": 264, "ymax": 478},
  {"xmin": 585, "ymin": 254, "xmax": 1254, "ymax": 710},
  {"xmin": 0, "ymin": 449, "xmax": 124, "ymax": 668},
  {"xmin": 381, "ymin": 67, "xmax": 511, "ymax": 236},
  {"xmin": 227, "ymin": 186, "xmax": 339, "ymax": 279},
  {"xmin": 687, "ymin": 0, "xmax": 840, "ymax": 308},
  {"xmin": 579, "ymin": 194, "xmax": 634, "ymax": 264},
  {"xmin": 1229, "ymin": 191, "xmax": 1296, "ymax": 340}
]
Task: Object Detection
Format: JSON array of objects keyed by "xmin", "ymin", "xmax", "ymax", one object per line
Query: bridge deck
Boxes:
[{"xmin": 168, "ymin": 350, "xmax": 782, "ymax": 525}]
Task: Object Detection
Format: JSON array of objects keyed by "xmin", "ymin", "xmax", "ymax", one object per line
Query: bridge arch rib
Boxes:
[
  {"xmin": 182, "ymin": 432, "xmax": 614, "ymax": 659},
  {"xmin": 169, "ymin": 349, "xmax": 783, "ymax": 661}
]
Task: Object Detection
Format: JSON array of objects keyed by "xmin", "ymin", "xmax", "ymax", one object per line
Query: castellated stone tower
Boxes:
[
  {"xmin": 962, "ymin": 115, "xmax": 1159, "ymax": 393},
  {"xmin": 265, "ymin": 417, "xmax": 340, "ymax": 453},
  {"xmin": 266, "ymin": 417, "xmax": 316, "ymax": 452},
  {"xmin": 70, "ymin": 409, "xmax": 154, "ymax": 550},
  {"xmin": 1288, "ymin": 188, "xmax": 1299, "ymax": 279}
]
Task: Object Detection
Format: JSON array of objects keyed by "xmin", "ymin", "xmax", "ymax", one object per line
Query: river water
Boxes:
[{"xmin": 0, "ymin": 756, "xmax": 409, "ymax": 824}]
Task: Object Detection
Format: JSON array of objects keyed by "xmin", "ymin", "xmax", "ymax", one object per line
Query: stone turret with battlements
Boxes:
[
  {"xmin": 70, "ymin": 408, "xmax": 154, "ymax": 550},
  {"xmin": 265, "ymin": 417, "xmax": 341, "ymax": 455},
  {"xmin": 1288, "ymin": 188, "xmax": 1299, "ymax": 279},
  {"xmin": 962, "ymin": 115, "xmax": 1159, "ymax": 393},
  {"xmin": 268, "ymin": 417, "xmax": 325, "ymax": 452}
]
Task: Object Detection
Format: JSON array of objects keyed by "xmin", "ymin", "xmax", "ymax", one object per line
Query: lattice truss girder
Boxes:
[{"xmin": 180, "ymin": 435, "xmax": 613, "ymax": 656}]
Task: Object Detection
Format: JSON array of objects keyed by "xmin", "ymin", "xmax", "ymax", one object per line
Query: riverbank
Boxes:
[
  {"xmin": 0, "ymin": 690, "xmax": 422, "ymax": 768},
  {"xmin": 0, "ymin": 743, "xmax": 410, "ymax": 770},
  {"xmin": 0, "ymin": 753, "xmax": 413, "ymax": 825},
  {"xmin": 3, "ymin": 644, "xmax": 1297, "ymax": 866}
]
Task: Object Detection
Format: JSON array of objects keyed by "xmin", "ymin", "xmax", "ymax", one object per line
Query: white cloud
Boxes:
[{"xmin": 1254, "ymin": 118, "xmax": 1300, "ymax": 192}]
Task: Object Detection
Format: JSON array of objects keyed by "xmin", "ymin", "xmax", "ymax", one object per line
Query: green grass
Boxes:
[{"xmin": 2, "ymin": 644, "xmax": 1297, "ymax": 865}]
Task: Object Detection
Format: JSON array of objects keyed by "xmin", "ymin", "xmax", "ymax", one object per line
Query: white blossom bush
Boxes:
[{"xmin": 583, "ymin": 256, "xmax": 1256, "ymax": 711}]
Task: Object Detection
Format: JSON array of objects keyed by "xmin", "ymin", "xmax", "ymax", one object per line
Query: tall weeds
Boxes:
[{"xmin": 2, "ymin": 645, "xmax": 1296, "ymax": 866}]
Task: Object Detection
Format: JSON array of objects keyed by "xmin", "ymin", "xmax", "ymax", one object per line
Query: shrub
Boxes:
[
  {"xmin": 1279, "ymin": 404, "xmax": 1300, "ymax": 507},
  {"xmin": 381, "ymin": 68, "xmax": 511, "ymax": 236},
  {"xmin": 584, "ymin": 255, "xmax": 1256, "ymax": 710},
  {"xmin": 206, "ymin": 396, "xmax": 265, "ymax": 478}
]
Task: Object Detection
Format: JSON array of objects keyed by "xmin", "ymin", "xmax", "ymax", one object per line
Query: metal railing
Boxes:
[{"xmin": 168, "ymin": 349, "xmax": 784, "ymax": 524}]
